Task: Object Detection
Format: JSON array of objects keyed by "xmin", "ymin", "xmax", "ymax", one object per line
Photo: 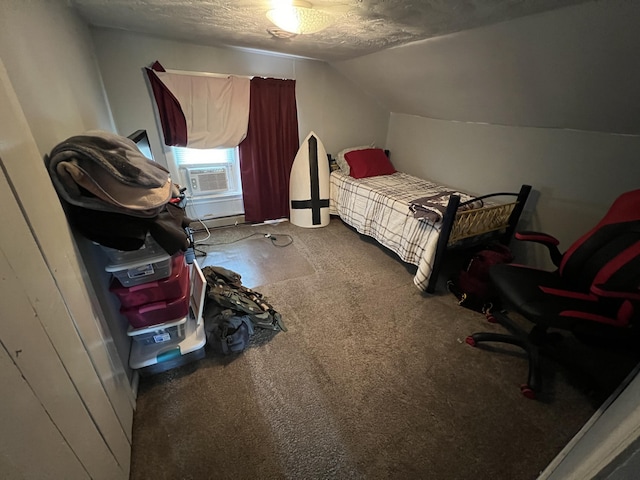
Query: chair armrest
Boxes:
[
  {"xmin": 515, "ymin": 231, "xmax": 562, "ymax": 267},
  {"xmin": 591, "ymin": 284, "xmax": 640, "ymax": 301}
]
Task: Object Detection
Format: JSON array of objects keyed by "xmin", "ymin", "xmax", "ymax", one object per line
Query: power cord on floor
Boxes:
[
  {"xmin": 262, "ymin": 233, "xmax": 293, "ymax": 248},
  {"xmin": 193, "ymin": 219, "xmax": 211, "ymax": 244},
  {"xmin": 197, "ymin": 231, "xmax": 294, "ymax": 248},
  {"xmin": 184, "ymin": 196, "xmax": 212, "ymax": 245},
  {"xmin": 194, "ymin": 246, "xmax": 209, "ymax": 258}
]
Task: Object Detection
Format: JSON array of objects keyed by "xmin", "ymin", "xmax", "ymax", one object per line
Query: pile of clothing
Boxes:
[{"xmin": 45, "ymin": 130, "xmax": 191, "ymax": 254}]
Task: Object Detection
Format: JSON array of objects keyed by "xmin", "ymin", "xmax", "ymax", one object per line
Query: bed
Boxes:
[{"xmin": 328, "ymin": 147, "xmax": 531, "ymax": 293}]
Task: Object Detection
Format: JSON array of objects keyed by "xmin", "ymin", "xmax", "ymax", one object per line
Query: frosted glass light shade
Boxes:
[{"xmin": 267, "ymin": 1, "xmax": 332, "ymax": 35}]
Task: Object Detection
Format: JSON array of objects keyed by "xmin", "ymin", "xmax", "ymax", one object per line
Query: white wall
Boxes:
[
  {"xmin": 386, "ymin": 114, "xmax": 640, "ymax": 267},
  {"xmin": 333, "ymin": 0, "xmax": 640, "ymax": 268},
  {"xmin": 0, "ymin": 0, "xmax": 114, "ymax": 151},
  {"xmin": 334, "ymin": 0, "xmax": 640, "ymax": 135},
  {"xmin": 89, "ymin": 28, "xmax": 390, "ymax": 192},
  {"xmin": 0, "ymin": 0, "xmax": 133, "ymax": 477}
]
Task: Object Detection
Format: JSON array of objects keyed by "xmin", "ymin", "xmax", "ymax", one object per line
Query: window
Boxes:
[
  {"xmin": 172, "ymin": 146, "xmax": 242, "ymax": 198},
  {"xmin": 173, "ymin": 146, "xmax": 237, "ymax": 166}
]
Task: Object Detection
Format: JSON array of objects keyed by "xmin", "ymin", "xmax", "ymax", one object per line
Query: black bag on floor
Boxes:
[
  {"xmin": 206, "ymin": 308, "xmax": 254, "ymax": 355},
  {"xmin": 447, "ymin": 243, "xmax": 513, "ymax": 312}
]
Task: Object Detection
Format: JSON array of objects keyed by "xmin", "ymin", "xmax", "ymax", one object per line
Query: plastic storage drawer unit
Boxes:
[
  {"xmin": 127, "ymin": 316, "xmax": 188, "ymax": 346},
  {"xmin": 129, "ymin": 260, "xmax": 207, "ymax": 376},
  {"xmin": 105, "ymin": 252, "xmax": 176, "ymax": 288},
  {"xmin": 129, "ymin": 313, "xmax": 206, "ymax": 374},
  {"xmin": 121, "ymin": 289, "xmax": 190, "ymax": 328},
  {"xmin": 109, "ymin": 254, "xmax": 188, "ymax": 308}
]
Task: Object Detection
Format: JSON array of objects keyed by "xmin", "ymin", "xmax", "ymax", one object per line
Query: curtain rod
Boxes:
[
  {"xmin": 164, "ymin": 68, "xmax": 292, "ymax": 81},
  {"xmin": 165, "ymin": 68, "xmax": 252, "ymax": 79}
]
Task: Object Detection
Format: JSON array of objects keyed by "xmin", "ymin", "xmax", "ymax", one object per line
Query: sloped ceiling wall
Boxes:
[
  {"xmin": 69, "ymin": 0, "xmax": 593, "ymax": 62},
  {"xmin": 332, "ymin": 0, "xmax": 640, "ymax": 134}
]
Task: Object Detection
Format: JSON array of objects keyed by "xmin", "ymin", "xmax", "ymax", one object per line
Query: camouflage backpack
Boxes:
[{"xmin": 201, "ymin": 265, "xmax": 287, "ymax": 332}]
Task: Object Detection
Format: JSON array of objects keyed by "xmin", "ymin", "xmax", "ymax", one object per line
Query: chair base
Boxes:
[{"xmin": 466, "ymin": 310, "xmax": 543, "ymax": 399}]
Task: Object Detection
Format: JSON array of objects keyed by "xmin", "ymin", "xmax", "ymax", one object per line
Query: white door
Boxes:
[{"xmin": 0, "ymin": 59, "xmax": 132, "ymax": 479}]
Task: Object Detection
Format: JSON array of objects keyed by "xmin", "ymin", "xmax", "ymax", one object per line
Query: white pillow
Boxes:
[{"xmin": 336, "ymin": 144, "xmax": 374, "ymax": 175}]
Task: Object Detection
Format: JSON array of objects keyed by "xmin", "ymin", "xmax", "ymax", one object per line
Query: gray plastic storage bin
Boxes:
[
  {"xmin": 105, "ymin": 253, "xmax": 172, "ymax": 288},
  {"xmin": 99, "ymin": 235, "xmax": 166, "ymax": 264},
  {"xmin": 127, "ymin": 317, "xmax": 187, "ymax": 346}
]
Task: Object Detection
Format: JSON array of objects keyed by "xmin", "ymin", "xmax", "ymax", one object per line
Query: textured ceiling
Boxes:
[{"xmin": 70, "ymin": 0, "xmax": 593, "ymax": 62}]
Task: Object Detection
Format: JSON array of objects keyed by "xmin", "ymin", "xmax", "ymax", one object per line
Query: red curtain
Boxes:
[
  {"xmin": 239, "ymin": 77, "xmax": 299, "ymax": 223},
  {"xmin": 145, "ymin": 61, "xmax": 188, "ymax": 147}
]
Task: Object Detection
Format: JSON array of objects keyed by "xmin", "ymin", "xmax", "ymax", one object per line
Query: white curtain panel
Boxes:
[{"xmin": 155, "ymin": 72, "xmax": 250, "ymax": 149}]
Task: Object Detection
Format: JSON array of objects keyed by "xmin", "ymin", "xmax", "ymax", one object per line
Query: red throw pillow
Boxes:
[{"xmin": 344, "ymin": 148, "xmax": 396, "ymax": 179}]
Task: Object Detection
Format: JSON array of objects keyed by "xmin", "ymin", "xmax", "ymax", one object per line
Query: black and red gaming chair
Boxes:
[{"xmin": 466, "ymin": 189, "xmax": 640, "ymax": 399}]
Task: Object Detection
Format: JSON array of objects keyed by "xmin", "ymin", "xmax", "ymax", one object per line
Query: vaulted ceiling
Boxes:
[
  {"xmin": 70, "ymin": 1, "xmax": 640, "ymax": 134},
  {"xmin": 70, "ymin": 0, "xmax": 593, "ymax": 62}
]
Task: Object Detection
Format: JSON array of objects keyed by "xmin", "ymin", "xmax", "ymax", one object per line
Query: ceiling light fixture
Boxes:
[
  {"xmin": 267, "ymin": 27, "xmax": 298, "ymax": 40},
  {"xmin": 266, "ymin": 1, "xmax": 333, "ymax": 35}
]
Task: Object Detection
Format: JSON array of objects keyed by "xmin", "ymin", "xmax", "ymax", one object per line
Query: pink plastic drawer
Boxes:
[
  {"xmin": 110, "ymin": 254, "xmax": 188, "ymax": 308},
  {"xmin": 121, "ymin": 291, "xmax": 190, "ymax": 329}
]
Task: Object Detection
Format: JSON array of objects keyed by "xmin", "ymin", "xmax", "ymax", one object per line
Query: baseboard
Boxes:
[{"xmin": 189, "ymin": 215, "xmax": 246, "ymax": 230}]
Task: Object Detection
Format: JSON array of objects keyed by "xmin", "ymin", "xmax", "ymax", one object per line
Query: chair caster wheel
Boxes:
[
  {"xmin": 465, "ymin": 336, "xmax": 476, "ymax": 347},
  {"xmin": 520, "ymin": 384, "xmax": 536, "ymax": 399}
]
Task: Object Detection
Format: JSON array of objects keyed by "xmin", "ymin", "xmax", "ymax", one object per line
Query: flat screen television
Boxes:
[{"xmin": 128, "ymin": 129, "xmax": 154, "ymax": 161}]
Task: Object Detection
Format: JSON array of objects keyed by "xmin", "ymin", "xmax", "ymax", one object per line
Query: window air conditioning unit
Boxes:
[{"xmin": 183, "ymin": 165, "xmax": 232, "ymax": 196}]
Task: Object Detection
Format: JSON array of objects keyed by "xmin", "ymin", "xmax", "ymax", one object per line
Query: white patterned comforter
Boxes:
[{"xmin": 329, "ymin": 170, "xmax": 479, "ymax": 291}]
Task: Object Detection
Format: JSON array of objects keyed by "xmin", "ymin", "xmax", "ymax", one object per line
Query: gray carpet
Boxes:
[{"xmin": 129, "ymin": 218, "xmax": 638, "ymax": 480}]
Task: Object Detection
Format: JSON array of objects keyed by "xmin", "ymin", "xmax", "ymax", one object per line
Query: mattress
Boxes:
[{"xmin": 329, "ymin": 170, "xmax": 480, "ymax": 291}]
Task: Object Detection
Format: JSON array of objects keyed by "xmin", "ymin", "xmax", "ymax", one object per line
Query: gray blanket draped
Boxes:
[{"xmin": 46, "ymin": 130, "xmax": 176, "ymax": 218}]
